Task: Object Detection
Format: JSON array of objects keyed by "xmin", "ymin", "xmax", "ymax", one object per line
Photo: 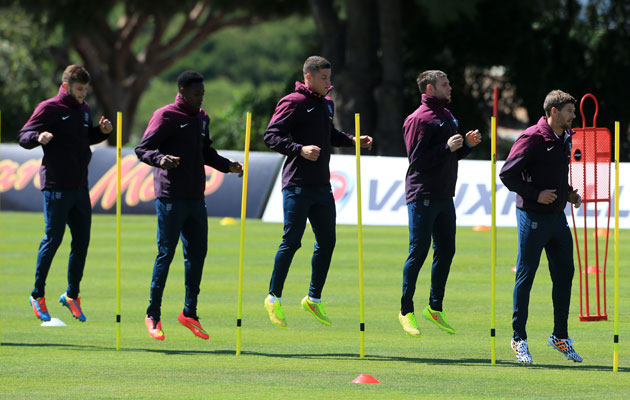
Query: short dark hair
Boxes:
[
  {"xmin": 62, "ymin": 65, "xmax": 90, "ymax": 86},
  {"xmin": 303, "ymin": 56, "xmax": 331, "ymax": 75},
  {"xmin": 543, "ymin": 90, "xmax": 576, "ymax": 116},
  {"xmin": 177, "ymin": 71, "xmax": 204, "ymax": 89},
  {"xmin": 416, "ymin": 70, "xmax": 447, "ymax": 93}
]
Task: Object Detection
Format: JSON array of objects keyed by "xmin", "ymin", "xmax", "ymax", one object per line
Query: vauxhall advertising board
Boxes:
[{"xmin": 263, "ymin": 155, "xmax": 630, "ymax": 228}]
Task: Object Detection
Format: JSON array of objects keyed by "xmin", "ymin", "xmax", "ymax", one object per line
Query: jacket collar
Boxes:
[
  {"xmin": 57, "ymin": 85, "xmax": 83, "ymax": 108},
  {"xmin": 537, "ymin": 116, "xmax": 573, "ymax": 142},
  {"xmin": 421, "ymin": 94, "xmax": 449, "ymax": 110},
  {"xmin": 294, "ymin": 81, "xmax": 331, "ymax": 100},
  {"xmin": 175, "ymin": 92, "xmax": 200, "ymax": 115}
]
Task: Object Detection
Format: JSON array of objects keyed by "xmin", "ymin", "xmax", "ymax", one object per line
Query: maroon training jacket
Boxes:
[
  {"xmin": 135, "ymin": 93, "xmax": 231, "ymax": 199},
  {"xmin": 18, "ymin": 86, "xmax": 109, "ymax": 190},
  {"xmin": 263, "ymin": 81, "xmax": 354, "ymax": 189},
  {"xmin": 403, "ymin": 94, "xmax": 472, "ymax": 203},
  {"xmin": 499, "ymin": 116, "xmax": 574, "ymax": 213}
]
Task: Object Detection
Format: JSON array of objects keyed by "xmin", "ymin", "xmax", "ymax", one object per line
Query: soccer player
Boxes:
[
  {"xmin": 135, "ymin": 71, "xmax": 243, "ymax": 341},
  {"xmin": 500, "ymin": 90, "xmax": 583, "ymax": 364},
  {"xmin": 262, "ymin": 56, "xmax": 373, "ymax": 328},
  {"xmin": 18, "ymin": 64, "xmax": 112, "ymax": 323},
  {"xmin": 399, "ymin": 70, "xmax": 481, "ymax": 337}
]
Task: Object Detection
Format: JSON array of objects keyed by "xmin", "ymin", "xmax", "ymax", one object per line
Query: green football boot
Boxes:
[
  {"xmin": 301, "ymin": 296, "xmax": 332, "ymax": 326},
  {"xmin": 422, "ymin": 306, "xmax": 455, "ymax": 334}
]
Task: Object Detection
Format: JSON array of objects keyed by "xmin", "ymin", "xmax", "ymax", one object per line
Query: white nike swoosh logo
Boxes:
[
  {"xmin": 307, "ymin": 108, "xmax": 315, "ymax": 113},
  {"xmin": 180, "ymin": 123, "xmax": 189, "ymax": 128},
  {"xmin": 62, "ymin": 115, "xmax": 70, "ymax": 120},
  {"xmin": 547, "ymin": 147, "xmax": 554, "ymax": 151},
  {"xmin": 439, "ymin": 122, "xmax": 445, "ymax": 126}
]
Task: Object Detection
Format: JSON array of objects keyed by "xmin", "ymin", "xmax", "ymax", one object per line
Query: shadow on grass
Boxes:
[
  {"xmin": 124, "ymin": 348, "xmax": 235, "ymax": 356},
  {"xmin": 0, "ymin": 341, "xmax": 236, "ymax": 356},
  {"xmin": 1, "ymin": 342, "xmax": 111, "ymax": 352},
  {"xmin": 2, "ymin": 342, "xmax": 628, "ymax": 372},
  {"xmin": 241, "ymin": 351, "xmax": 630, "ymax": 372}
]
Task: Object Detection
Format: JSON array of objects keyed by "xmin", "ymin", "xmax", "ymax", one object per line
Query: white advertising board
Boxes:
[{"xmin": 262, "ymin": 156, "xmax": 630, "ymax": 228}]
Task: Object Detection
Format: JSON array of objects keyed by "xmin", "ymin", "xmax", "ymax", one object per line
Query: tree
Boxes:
[
  {"xmin": 8, "ymin": 0, "xmax": 306, "ymax": 144},
  {"xmin": 131, "ymin": 15, "xmax": 317, "ymax": 146},
  {"xmin": 308, "ymin": 0, "xmax": 630, "ymax": 161},
  {"xmin": 458, "ymin": 0, "xmax": 630, "ymax": 160},
  {"xmin": 0, "ymin": 5, "xmax": 61, "ymax": 140},
  {"xmin": 374, "ymin": 0, "xmax": 405, "ymax": 156},
  {"xmin": 309, "ymin": 0, "xmax": 404, "ymax": 156},
  {"xmin": 309, "ymin": 0, "xmax": 489, "ymax": 156},
  {"xmin": 580, "ymin": 0, "xmax": 630, "ymax": 160}
]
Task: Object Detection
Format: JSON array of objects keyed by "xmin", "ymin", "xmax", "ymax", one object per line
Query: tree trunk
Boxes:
[
  {"xmin": 72, "ymin": 35, "xmax": 136, "ymax": 146},
  {"xmin": 310, "ymin": 0, "xmax": 389, "ymax": 155},
  {"xmin": 308, "ymin": 0, "xmax": 344, "ymax": 68},
  {"xmin": 374, "ymin": 0, "xmax": 405, "ymax": 156},
  {"xmin": 335, "ymin": 0, "xmax": 379, "ymax": 146}
]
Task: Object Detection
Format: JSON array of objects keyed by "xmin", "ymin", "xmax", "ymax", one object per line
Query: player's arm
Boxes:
[
  {"xmin": 201, "ymin": 120, "xmax": 236, "ymax": 174},
  {"xmin": 263, "ymin": 98, "xmax": 302, "ymax": 157},
  {"xmin": 88, "ymin": 115, "xmax": 112, "ymax": 144},
  {"xmin": 567, "ymin": 188, "xmax": 582, "ymax": 208},
  {"xmin": 203, "ymin": 143, "xmax": 242, "ymax": 176},
  {"xmin": 499, "ymin": 137, "xmax": 540, "ymax": 201},
  {"xmin": 135, "ymin": 113, "xmax": 174, "ymax": 168},
  {"xmin": 330, "ymin": 124, "xmax": 354, "ymax": 147},
  {"xmin": 18, "ymin": 104, "xmax": 51, "ymax": 149},
  {"xmin": 201, "ymin": 141, "xmax": 233, "ymax": 173},
  {"xmin": 455, "ymin": 130, "xmax": 481, "ymax": 160},
  {"xmin": 329, "ymin": 125, "xmax": 373, "ymax": 150}
]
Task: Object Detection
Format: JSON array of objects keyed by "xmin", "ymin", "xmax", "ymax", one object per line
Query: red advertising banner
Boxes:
[{"xmin": 0, "ymin": 145, "xmax": 282, "ymax": 217}]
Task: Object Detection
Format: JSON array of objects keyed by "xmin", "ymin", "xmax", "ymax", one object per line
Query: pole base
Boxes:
[{"xmin": 579, "ymin": 314, "xmax": 608, "ymax": 321}]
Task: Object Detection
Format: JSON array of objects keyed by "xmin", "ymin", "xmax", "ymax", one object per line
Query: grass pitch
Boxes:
[{"xmin": 0, "ymin": 211, "xmax": 629, "ymax": 399}]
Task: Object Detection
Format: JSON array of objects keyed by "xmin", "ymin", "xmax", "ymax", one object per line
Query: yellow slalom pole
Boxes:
[
  {"xmin": 355, "ymin": 113, "xmax": 365, "ymax": 359},
  {"xmin": 236, "ymin": 112, "xmax": 251, "ymax": 356},
  {"xmin": 0, "ymin": 109, "xmax": 2, "ymax": 214},
  {"xmin": 0, "ymin": 109, "xmax": 2, "ymax": 345},
  {"xmin": 0, "ymin": 108, "xmax": 2, "ymax": 213},
  {"xmin": 116, "ymin": 112, "xmax": 122, "ymax": 350},
  {"xmin": 490, "ymin": 116, "xmax": 497, "ymax": 365},
  {"xmin": 613, "ymin": 121, "xmax": 620, "ymax": 372}
]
